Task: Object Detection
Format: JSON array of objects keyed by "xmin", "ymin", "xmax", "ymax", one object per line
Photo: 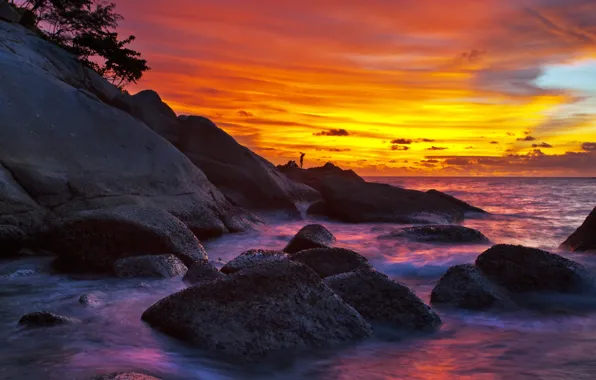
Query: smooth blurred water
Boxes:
[{"xmin": 0, "ymin": 177, "xmax": 595, "ymax": 380}]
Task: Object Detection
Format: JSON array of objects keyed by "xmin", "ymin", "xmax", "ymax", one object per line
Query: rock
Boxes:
[
  {"xmin": 306, "ymin": 201, "xmax": 329, "ymax": 217},
  {"xmin": 318, "ymin": 177, "xmax": 482, "ymax": 224},
  {"xmin": 44, "ymin": 206, "xmax": 207, "ymax": 273},
  {"xmin": 475, "ymin": 244, "xmax": 594, "ymax": 293},
  {"xmin": 18, "ymin": 311, "xmax": 79, "ymax": 327},
  {"xmin": 283, "ymin": 224, "xmax": 336, "ymax": 254},
  {"xmin": 379, "ymin": 225, "xmax": 490, "ymax": 244},
  {"xmin": 183, "ymin": 260, "xmax": 226, "ymax": 285},
  {"xmin": 430, "ymin": 264, "xmax": 513, "ymax": 310},
  {"xmin": 326, "ymin": 269, "xmax": 441, "ymax": 331},
  {"xmin": 79, "ymin": 291, "xmax": 108, "ymax": 307},
  {"xmin": 120, "ymin": 90, "xmax": 180, "ymax": 143},
  {"xmin": 220, "ymin": 249, "xmax": 288, "ymax": 275},
  {"xmin": 290, "ymin": 247, "xmax": 373, "ymax": 278},
  {"xmin": 0, "ymin": 1, "xmax": 20, "ymax": 23},
  {"xmin": 142, "ymin": 260, "xmax": 372, "ymax": 359},
  {"xmin": 114, "ymin": 254, "xmax": 187, "ymax": 278},
  {"xmin": 90, "ymin": 373, "xmax": 161, "ymax": 380},
  {"xmin": 278, "ymin": 162, "xmax": 365, "ymax": 192},
  {"xmin": 426, "ymin": 190, "xmax": 487, "ymax": 214},
  {"xmin": 0, "ymin": 224, "xmax": 28, "ymax": 257},
  {"xmin": 0, "ymin": 21, "xmax": 254, "ymax": 240},
  {"xmin": 560, "ymin": 207, "xmax": 596, "ymax": 252}
]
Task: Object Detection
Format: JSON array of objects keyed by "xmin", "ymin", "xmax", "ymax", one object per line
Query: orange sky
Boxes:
[{"xmin": 117, "ymin": 0, "xmax": 596, "ymax": 176}]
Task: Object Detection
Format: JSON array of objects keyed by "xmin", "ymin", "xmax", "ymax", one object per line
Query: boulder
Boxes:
[
  {"xmin": 114, "ymin": 254, "xmax": 188, "ymax": 278},
  {"xmin": 220, "ymin": 249, "xmax": 289, "ymax": 275},
  {"xmin": 379, "ymin": 225, "xmax": 490, "ymax": 244},
  {"xmin": 560, "ymin": 207, "xmax": 596, "ymax": 252},
  {"xmin": 0, "ymin": 224, "xmax": 28, "ymax": 257},
  {"xmin": 142, "ymin": 261, "xmax": 372, "ymax": 359},
  {"xmin": 475, "ymin": 245, "xmax": 594, "ymax": 293},
  {"xmin": 290, "ymin": 247, "xmax": 373, "ymax": 278},
  {"xmin": 306, "ymin": 201, "xmax": 329, "ymax": 217},
  {"xmin": 326, "ymin": 269, "xmax": 441, "ymax": 331},
  {"xmin": 183, "ymin": 260, "xmax": 226, "ymax": 285},
  {"xmin": 0, "ymin": 1, "xmax": 20, "ymax": 23},
  {"xmin": 0, "ymin": 21, "xmax": 254, "ymax": 240},
  {"xmin": 426, "ymin": 190, "xmax": 487, "ymax": 214},
  {"xmin": 79, "ymin": 291, "xmax": 108, "ymax": 307},
  {"xmin": 119, "ymin": 90, "xmax": 180, "ymax": 143},
  {"xmin": 18, "ymin": 311, "xmax": 79, "ymax": 327},
  {"xmin": 90, "ymin": 373, "xmax": 161, "ymax": 380},
  {"xmin": 44, "ymin": 206, "xmax": 207, "ymax": 273},
  {"xmin": 430, "ymin": 264, "xmax": 513, "ymax": 310},
  {"xmin": 278, "ymin": 162, "xmax": 365, "ymax": 192},
  {"xmin": 283, "ymin": 224, "xmax": 336, "ymax": 254}
]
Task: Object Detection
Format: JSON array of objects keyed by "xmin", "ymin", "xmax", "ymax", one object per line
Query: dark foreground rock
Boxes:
[
  {"xmin": 90, "ymin": 373, "xmax": 161, "ymax": 380},
  {"xmin": 306, "ymin": 201, "xmax": 329, "ymax": 217},
  {"xmin": 290, "ymin": 247, "xmax": 373, "ymax": 278},
  {"xmin": 431, "ymin": 264, "xmax": 513, "ymax": 310},
  {"xmin": 560, "ymin": 207, "xmax": 596, "ymax": 252},
  {"xmin": 326, "ymin": 269, "xmax": 441, "ymax": 330},
  {"xmin": 142, "ymin": 261, "xmax": 372, "ymax": 359},
  {"xmin": 426, "ymin": 190, "xmax": 487, "ymax": 214},
  {"xmin": 114, "ymin": 255, "xmax": 188, "ymax": 278},
  {"xmin": 476, "ymin": 245, "xmax": 594, "ymax": 293},
  {"xmin": 19, "ymin": 311, "xmax": 79, "ymax": 327},
  {"xmin": 283, "ymin": 224, "xmax": 336, "ymax": 254},
  {"xmin": 0, "ymin": 225, "xmax": 28, "ymax": 257},
  {"xmin": 278, "ymin": 162, "xmax": 365, "ymax": 192},
  {"xmin": 79, "ymin": 291, "xmax": 108, "ymax": 307},
  {"xmin": 183, "ymin": 260, "xmax": 226, "ymax": 285},
  {"xmin": 380, "ymin": 225, "xmax": 490, "ymax": 244},
  {"xmin": 44, "ymin": 206, "xmax": 207, "ymax": 273},
  {"xmin": 220, "ymin": 249, "xmax": 288, "ymax": 275}
]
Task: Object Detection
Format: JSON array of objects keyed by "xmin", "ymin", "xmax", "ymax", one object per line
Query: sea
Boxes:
[{"xmin": 1, "ymin": 177, "xmax": 595, "ymax": 380}]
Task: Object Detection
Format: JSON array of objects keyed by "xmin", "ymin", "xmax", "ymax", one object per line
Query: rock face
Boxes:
[
  {"xmin": 90, "ymin": 373, "xmax": 161, "ymax": 380},
  {"xmin": 475, "ymin": 245, "xmax": 593, "ymax": 293},
  {"xmin": 183, "ymin": 260, "xmax": 226, "ymax": 285},
  {"xmin": 0, "ymin": 21, "xmax": 254, "ymax": 240},
  {"xmin": 379, "ymin": 225, "xmax": 490, "ymax": 244},
  {"xmin": 431, "ymin": 264, "xmax": 512, "ymax": 310},
  {"xmin": 114, "ymin": 254, "xmax": 188, "ymax": 278},
  {"xmin": 44, "ymin": 206, "xmax": 207, "ymax": 273},
  {"xmin": 560, "ymin": 207, "xmax": 596, "ymax": 252},
  {"xmin": 18, "ymin": 311, "xmax": 78, "ymax": 327},
  {"xmin": 220, "ymin": 249, "xmax": 288, "ymax": 275},
  {"xmin": 142, "ymin": 261, "xmax": 372, "ymax": 359},
  {"xmin": 426, "ymin": 190, "xmax": 487, "ymax": 214},
  {"xmin": 326, "ymin": 269, "xmax": 441, "ymax": 331},
  {"xmin": 318, "ymin": 177, "xmax": 484, "ymax": 224},
  {"xmin": 278, "ymin": 162, "xmax": 365, "ymax": 192},
  {"xmin": 290, "ymin": 247, "xmax": 373, "ymax": 278},
  {"xmin": 283, "ymin": 224, "xmax": 336, "ymax": 254}
]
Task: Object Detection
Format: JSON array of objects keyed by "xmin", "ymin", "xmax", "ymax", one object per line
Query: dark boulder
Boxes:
[
  {"xmin": 326, "ymin": 269, "xmax": 441, "ymax": 331},
  {"xmin": 283, "ymin": 224, "xmax": 336, "ymax": 254},
  {"xmin": 379, "ymin": 225, "xmax": 490, "ymax": 244},
  {"xmin": 90, "ymin": 373, "xmax": 161, "ymax": 380},
  {"xmin": 278, "ymin": 162, "xmax": 365, "ymax": 192},
  {"xmin": 142, "ymin": 261, "xmax": 372, "ymax": 359},
  {"xmin": 306, "ymin": 201, "xmax": 329, "ymax": 217},
  {"xmin": 183, "ymin": 260, "xmax": 226, "ymax": 285},
  {"xmin": 290, "ymin": 247, "xmax": 373, "ymax": 278},
  {"xmin": 0, "ymin": 225, "xmax": 28, "ymax": 257},
  {"xmin": 431, "ymin": 264, "xmax": 513, "ymax": 310},
  {"xmin": 114, "ymin": 254, "xmax": 188, "ymax": 278},
  {"xmin": 475, "ymin": 244, "xmax": 594, "ymax": 293},
  {"xmin": 560, "ymin": 207, "xmax": 596, "ymax": 252},
  {"xmin": 220, "ymin": 249, "xmax": 289, "ymax": 275},
  {"xmin": 79, "ymin": 291, "xmax": 108, "ymax": 307},
  {"xmin": 426, "ymin": 190, "xmax": 487, "ymax": 214},
  {"xmin": 19, "ymin": 311, "xmax": 79, "ymax": 327}
]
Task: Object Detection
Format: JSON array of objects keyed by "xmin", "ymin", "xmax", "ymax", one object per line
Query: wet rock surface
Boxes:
[
  {"xmin": 219, "ymin": 249, "xmax": 289, "ymax": 275},
  {"xmin": 114, "ymin": 254, "xmax": 188, "ymax": 278},
  {"xmin": 183, "ymin": 259, "xmax": 226, "ymax": 285},
  {"xmin": 290, "ymin": 247, "xmax": 373, "ymax": 278},
  {"xmin": 283, "ymin": 224, "xmax": 336, "ymax": 254}
]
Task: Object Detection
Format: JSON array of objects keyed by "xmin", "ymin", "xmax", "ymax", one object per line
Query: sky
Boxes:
[{"xmin": 117, "ymin": 0, "xmax": 596, "ymax": 176}]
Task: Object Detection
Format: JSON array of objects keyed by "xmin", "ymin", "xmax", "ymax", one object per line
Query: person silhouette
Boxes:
[{"xmin": 299, "ymin": 152, "xmax": 305, "ymax": 168}]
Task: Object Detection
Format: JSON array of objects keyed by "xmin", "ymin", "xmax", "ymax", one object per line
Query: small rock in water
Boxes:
[
  {"xmin": 114, "ymin": 254, "xmax": 188, "ymax": 278},
  {"xmin": 220, "ymin": 249, "xmax": 288, "ymax": 274},
  {"xmin": 18, "ymin": 311, "xmax": 79, "ymax": 328},
  {"xmin": 560, "ymin": 207, "xmax": 596, "ymax": 252},
  {"xmin": 290, "ymin": 247, "xmax": 373, "ymax": 278},
  {"xmin": 90, "ymin": 372, "xmax": 161, "ymax": 380},
  {"xmin": 79, "ymin": 291, "xmax": 108, "ymax": 307},
  {"xmin": 283, "ymin": 224, "xmax": 336, "ymax": 254},
  {"xmin": 183, "ymin": 260, "xmax": 226, "ymax": 285}
]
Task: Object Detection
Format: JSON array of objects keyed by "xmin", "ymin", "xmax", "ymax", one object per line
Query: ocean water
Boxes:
[{"xmin": 0, "ymin": 177, "xmax": 595, "ymax": 380}]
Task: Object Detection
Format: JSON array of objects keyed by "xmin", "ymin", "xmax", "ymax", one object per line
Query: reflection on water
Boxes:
[{"xmin": 0, "ymin": 177, "xmax": 595, "ymax": 379}]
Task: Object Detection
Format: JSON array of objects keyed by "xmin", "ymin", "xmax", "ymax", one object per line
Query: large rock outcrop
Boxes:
[
  {"xmin": 277, "ymin": 161, "xmax": 365, "ymax": 192},
  {"xmin": 290, "ymin": 247, "xmax": 373, "ymax": 278},
  {"xmin": 220, "ymin": 249, "xmax": 289, "ymax": 275},
  {"xmin": 560, "ymin": 207, "xmax": 596, "ymax": 252},
  {"xmin": 142, "ymin": 260, "xmax": 372, "ymax": 359},
  {"xmin": 0, "ymin": 21, "xmax": 254, "ymax": 239}
]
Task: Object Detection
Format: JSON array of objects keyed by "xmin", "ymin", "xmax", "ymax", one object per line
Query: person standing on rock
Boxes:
[{"xmin": 300, "ymin": 152, "xmax": 305, "ymax": 168}]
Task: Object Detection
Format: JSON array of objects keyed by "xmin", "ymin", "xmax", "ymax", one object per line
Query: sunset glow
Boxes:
[{"xmin": 118, "ymin": 0, "xmax": 596, "ymax": 176}]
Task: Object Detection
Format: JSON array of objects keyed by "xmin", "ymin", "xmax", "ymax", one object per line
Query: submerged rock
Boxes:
[
  {"xmin": 183, "ymin": 260, "xmax": 226, "ymax": 285},
  {"xmin": 90, "ymin": 373, "xmax": 161, "ymax": 380},
  {"xmin": 290, "ymin": 247, "xmax": 373, "ymax": 278},
  {"xmin": 19, "ymin": 311, "xmax": 79, "ymax": 327},
  {"xmin": 560, "ymin": 207, "xmax": 596, "ymax": 252},
  {"xmin": 326, "ymin": 269, "xmax": 441, "ymax": 330},
  {"xmin": 283, "ymin": 224, "xmax": 336, "ymax": 254},
  {"xmin": 114, "ymin": 255, "xmax": 187, "ymax": 278},
  {"xmin": 142, "ymin": 261, "xmax": 372, "ymax": 359},
  {"xmin": 220, "ymin": 249, "xmax": 289, "ymax": 275},
  {"xmin": 475, "ymin": 244, "xmax": 594, "ymax": 293},
  {"xmin": 79, "ymin": 291, "xmax": 108, "ymax": 307},
  {"xmin": 380, "ymin": 225, "xmax": 490, "ymax": 244},
  {"xmin": 44, "ymin": 206, "xmax": 207, "ymax": 273},
  {"xmin": 431, "ymin": 264, "xmax": 513, "ymax": 310}
]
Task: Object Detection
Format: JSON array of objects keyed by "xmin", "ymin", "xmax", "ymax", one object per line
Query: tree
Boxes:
[{"xmin": 14, "ymin": 0, "xmax": 149, "ymax": 87}]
